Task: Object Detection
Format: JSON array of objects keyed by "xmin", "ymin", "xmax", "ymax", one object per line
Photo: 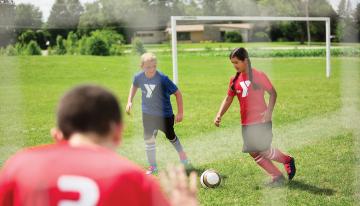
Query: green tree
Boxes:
[
  {"xmin": 261, "ymin": 0, "xmax": 337, "ymax": 43},
  {"xmin": 86, "ymin": 35, "xmax": 109, "ymax": 56},
  {"xmin": 202, "ymin": 0, "xmax": 217, "ymax": 15},
  {"xmin": 355, "ymin": 3, "xmax": 360, "ymax": 41},
  {"xmin": 180, "ymin": 0, "xmax": 201, "ymax": 16},
  {"xmin": 47, "ymin": 0, "xmax": 83, "ymax": 44},
  {"xmin": 132, "ymin": 37, "xmax": 146, "ymax": 55},
  {"xmin": 55, "ymin": 35, "xmax": 66, "ymax": 55},
  {"xmin": 18, "ymin": 30, "xmax": 36, "ymax": 45},
  {"xmin": 15, "ymin": 3, "xmax": 42, "ymax": 34},
  {"xmin": 338, "ymin": 0, "xmax": 347, "ymax": 18},
  {"xmin": 78, "ymin": 2, "xmax": 105, "ymax": 36},
  {"xmin": 224, "ymin": 0, "xmax": 261, "ymax": 16},
  {"xmin": 336, "ymin": 0, "xmax": 357, "ymax": 42},
  {"xmin": 66, "ymin": 31, "xmax": 78, "ymax": 54},
  {"xmin": 0, "ymin": 0, "xmax": 16, "ymax": 47},
  {"xmin": 26, "ymin": 40, "xmax": 41, "ymax": 55},
  {"xmin": 225, "ymin": 31, "xmax": 243, "ymax": 43}
]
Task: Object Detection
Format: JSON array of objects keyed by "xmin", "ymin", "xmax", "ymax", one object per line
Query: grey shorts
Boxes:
[{"xmin": 241, "ymin": 122, "xmax": 273, "ymax": 153}]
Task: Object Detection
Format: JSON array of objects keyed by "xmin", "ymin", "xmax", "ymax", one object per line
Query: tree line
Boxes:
[{"xmin": 0, "ymin": 0, "xmax": 359, "ymax": 55}]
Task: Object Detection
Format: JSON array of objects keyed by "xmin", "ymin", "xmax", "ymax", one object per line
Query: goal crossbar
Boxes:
[{"xmin": 171, "ymin": 16, "xmax": 331, "ymax": 84}]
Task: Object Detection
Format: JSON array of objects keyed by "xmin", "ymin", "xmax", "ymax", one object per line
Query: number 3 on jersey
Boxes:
[{"xmin": 57, "ymin": 175, "xmax": 100, "ymax": 206}]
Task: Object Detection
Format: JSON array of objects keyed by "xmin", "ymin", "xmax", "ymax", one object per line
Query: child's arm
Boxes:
[
  {"xmin": 214, "ymin": 95, "xmax": 234, "ymax": 127},
  {"xmin": 174, "ymin": 90, "xmax": 183, "ymax": 123},
  {"xmin": 262, "ymin": 87, "xmax": 277, "ymax": 122},
  {"xmin": 126, "ymin": 85, "xmax": 138, "ymax": 115}
]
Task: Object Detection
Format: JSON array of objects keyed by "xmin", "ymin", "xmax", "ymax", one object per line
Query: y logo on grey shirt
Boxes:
[{"xmin": 144, "ymin": 84, "xmax": 156, "ymax": 98}]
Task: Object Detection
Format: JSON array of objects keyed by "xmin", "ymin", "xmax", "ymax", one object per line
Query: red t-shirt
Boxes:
[
  {"xmin": 0, "ymin": 142, "xmax": 170, "ymax": 206},
  {"xmin": 227, "ymin": 68, "xmax": 273, "ymax": 125}
]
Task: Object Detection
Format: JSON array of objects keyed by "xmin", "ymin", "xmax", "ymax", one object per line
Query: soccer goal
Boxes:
[{"xmin": 170, "ymin": 16, "xmax": 331, "ymax": 84}]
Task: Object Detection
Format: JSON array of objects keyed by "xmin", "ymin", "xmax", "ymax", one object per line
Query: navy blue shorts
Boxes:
[{"xmin": 142, "ymin": 113, "xmax": 176, "ymax": 141}]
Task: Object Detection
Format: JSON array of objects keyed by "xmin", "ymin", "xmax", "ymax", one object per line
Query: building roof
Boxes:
[
  {"xmin": 213, "ymin": 23, "xmax": 254, "ymax": 30},
  {"xmin": 166, "ymin": 23, "xmax": 253, "ymax": 33},
  {"xmin": 165, "ymin": 24, "xmax": 205, "ymax": 33}
]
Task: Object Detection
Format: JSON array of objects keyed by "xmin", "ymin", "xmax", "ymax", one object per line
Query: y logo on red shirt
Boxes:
[{"xmin": 239, "ymin": 80, "xmax": 251, "ymax": 97}]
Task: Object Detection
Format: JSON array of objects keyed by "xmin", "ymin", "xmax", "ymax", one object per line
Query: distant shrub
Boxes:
[
  {"xmin": 66, "ymin": 31, "xmax": 78, "ymax": 55},
  {"xmin": 253, "ymin": 32, "xmax": 270, "ymax": 42},
  {"xmin": 204, "ymin": 45, "xmax": 213, "ymax": 52},
  {"xmin": 26, "ymin": 40, "xmax": 42, "ymax": 55},
  {"xmin": 5, "ymin": 45, "xmax": 18, "ymax": 56},
  {"xmin": 225, "ymin": 31, "xmax": 243, "ymax": 43},
  {"xmin": 76, "ymin": 29, "xmax": 124, "ymax": 56},
  {"xmin": 110, "ymin": 44, "xmax": 124, "ymax": 56},
  {"xmin": 18, "ymin": 30, "xmax": 37, "ymax": 46},
  {"xmin": 55, "ymin": 36, "xmax": 67, "ymax": 55},
  {"xmin": 78, "ymin": 37, "xmax": 88, "ymax": 55},
  {"xmin": 91, "ymin": 30, "xmax": 124, "ymax": 46},
  {"xmin": 0, "ymin": 47, "xmax": 5, "ymax": 56},
  {"xmin": 15, "ymin": 43, "xmax": 25, "ymax": 55},
  {"xmin": 87, "ymin": 35, "xmax": 109, "ymax": 56},
  {"xmin": 132, "ymin": 37, "xmax": 146, "ymax": 55}
]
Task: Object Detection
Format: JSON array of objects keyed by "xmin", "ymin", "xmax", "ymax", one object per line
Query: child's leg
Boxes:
[
  {"xmin": 162, "ymin": 115, "xmax": 188, "ymax": 162},
  {"xmin": 143, "ymin": 113, "xmax": 158, "ymax": 168},
  {"xmin": 260, "ymin": 148, "xmax": 292, "ymax": 164},
  {"xmin": 259, "ymin": 148, "xmax": 296, "ymax": 180},
  {"xmin": 144, "ymin": 130, "xmax": 158, "ymax": 167},
  {"xmin": 250, "ymin": 152, "xmax": 283, "ymax": 179}
]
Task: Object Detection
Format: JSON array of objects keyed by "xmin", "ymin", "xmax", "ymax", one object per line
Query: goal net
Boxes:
[{"xmin": 170, "ymin": 16, "xmax": 331, "ymax": 84}]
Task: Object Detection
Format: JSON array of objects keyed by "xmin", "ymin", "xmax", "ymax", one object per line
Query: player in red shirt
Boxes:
[
  {"xmin": 0, "ymin": 85, "xmax": 197, "ymax": 206},
  {"xmin": 214, "ymin": 48, "xmax": 296, "ymax": 186}
]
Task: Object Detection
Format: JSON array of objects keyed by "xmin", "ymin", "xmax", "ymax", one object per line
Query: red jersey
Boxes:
[
  {"xmin": 227, "ymin": 68, "xmax": 274, "ymax": 125},
  {"xmin": 0, "ymin": 142, "xmax": 170, "ymax": 206}
]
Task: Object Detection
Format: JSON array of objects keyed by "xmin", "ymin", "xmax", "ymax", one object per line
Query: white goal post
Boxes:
[{"xmin": 170, "ymin": 16, "xmax": 331, "ymax": 84}]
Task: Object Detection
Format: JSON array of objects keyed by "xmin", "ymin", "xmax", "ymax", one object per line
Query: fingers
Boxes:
[
  {"xmin": 160, "ymin": 165, "xmax": 199, "ymax": 206},
  {"xmin": 214, "ymin": 116, "xmax": 221, "ymax": 127},
  {"xmin": 175, "ymin": 115, "xmax": 183, "ymax": 123},
  {"xmin": 126, "ymin": 104, "xmax": 132, "ymax": 115},
  {"xmin": 189, "ymin": 171, "xmax": 198, "ymax": 195},
  {"xmin": 176, "ymin": 165, "xmax": 188, "ymax": 191},
  {"xmin": 159, "ymin": 170, "xmax": 171, "ymax": 195},
  {"xmin": 160, "ymin": 165, "xmax": 195, "ymax": 192}
]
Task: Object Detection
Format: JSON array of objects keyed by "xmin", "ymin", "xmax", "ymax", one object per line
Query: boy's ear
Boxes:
[
  {"xmin": 112, "ymin": 123, "xmax": 123, "ymax": 146},
  {"xmin": 51, "ymin": 128, "xmax": 64, "ymax": 143}
]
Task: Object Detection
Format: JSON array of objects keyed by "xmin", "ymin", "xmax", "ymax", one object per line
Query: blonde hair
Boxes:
[{"xmin": 140, "ymin": 52, "xmax": 157, "ymax": 64}]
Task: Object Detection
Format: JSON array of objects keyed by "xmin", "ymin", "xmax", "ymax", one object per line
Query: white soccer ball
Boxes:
[{"xmin": 200, "ymin": 169, "xmax": 221, "ymax": 188}]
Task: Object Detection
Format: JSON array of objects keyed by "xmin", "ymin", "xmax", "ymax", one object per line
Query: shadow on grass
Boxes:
[{"xmin": 287, "ymin": 180, "xmax": 335, "ymax": 196}]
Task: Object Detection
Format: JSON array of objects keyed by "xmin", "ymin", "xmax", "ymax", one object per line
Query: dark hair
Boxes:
[
  {"xmin": 229, "ymin": 47, "xmax": 258, "ymax": 90},
  {"xmin": 57, "ymin": 85, "xmax": 122, "ymax": 139}
]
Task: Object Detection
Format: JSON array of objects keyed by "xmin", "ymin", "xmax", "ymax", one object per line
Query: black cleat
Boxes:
[{"xmin": 284, "ymin": 157, "xmax": 296, "ymax": 180}]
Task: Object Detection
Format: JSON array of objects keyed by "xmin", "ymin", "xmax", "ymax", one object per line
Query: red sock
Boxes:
[
  {"xmin": 262, "ymin": 148, "xmax": 291, "ymax": 164},
  {"xmin": 252, "ymin": 153, "xmax": 282, "ymax": 179}
]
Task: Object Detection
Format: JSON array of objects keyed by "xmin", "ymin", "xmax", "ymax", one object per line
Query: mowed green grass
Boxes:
[{"xmin": 0, "ymin": 55, "xmax": 359, "ymax": 205}]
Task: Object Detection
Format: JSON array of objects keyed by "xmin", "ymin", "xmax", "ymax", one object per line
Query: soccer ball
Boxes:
[{"xmin": 200, "ymin": 169, "xmax": 221, "ymax": 188}]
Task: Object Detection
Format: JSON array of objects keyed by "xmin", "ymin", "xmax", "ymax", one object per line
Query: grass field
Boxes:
[{"xmin": 0, "ymin": 54, "xmax": 359, "ymax": 205}]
